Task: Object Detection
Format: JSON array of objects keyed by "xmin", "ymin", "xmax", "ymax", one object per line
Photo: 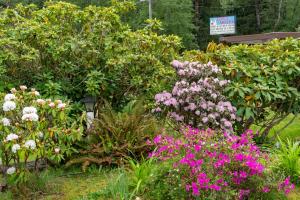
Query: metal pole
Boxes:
[{"xmin": 148, "ymin": 0, "xmax": 152, "ymax": 19}]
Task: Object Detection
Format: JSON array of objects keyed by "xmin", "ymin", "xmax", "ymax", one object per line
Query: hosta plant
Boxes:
[
  {"xmin": 153, "ymin": 60, "xmax": 237, "ymax": 132},
  {"xmin": 0, "ymin": 86, "xmax": 83, "ymax": 185},
  {"xmin": 149, "ymin": 127, "xmax": 294, "ymax": 199}
]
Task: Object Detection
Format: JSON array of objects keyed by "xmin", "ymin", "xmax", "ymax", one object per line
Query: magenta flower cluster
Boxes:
[
  {"xmin": 149, "ymin": 127, "xmax": 294, "ymax": 199},
  {"xmin": 154, "ymin": 60, "xmax": 237, "ymax": 131}
]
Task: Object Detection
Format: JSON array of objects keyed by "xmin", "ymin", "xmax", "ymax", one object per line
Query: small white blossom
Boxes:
[
  {"xmin": 12, "ymin": 144, "xmax": 21, "ymax": 153},
  {"xmin": 24, "ymin": 140, "xmax": 36, "ymax": 150},
  {"xmin": 33, "ymin": 91, "xmax": 40, "ymax": 96},
  {"xmin": 54, "ymin": 148, "xmax": 60, "ymax": 154},
  {"xmin": 6, "ymin": 167, "xmax": 16, "ymax": 175},
  {"xmin": 10, "ymin": 88, "xmax": 17, "ymax": 93},
  {"xmin": 3, "ymin": 101, "xmax": 16, "ymax": 112},
  {"xmin": 4, "ymin": 94, "xmax": 16, "ymax": 102},
  {"xmin": 20, "ymin": 85, "xmax": 27, "ymax": 91},
  {"xmin": 55, "ymin": 100, "xmax": 62, "ymax": 104},
  {"xmin": 22, "ymin": 106, "xmax": 37, "ymax": 115},
  {"xmin": 36, "ymin": 99, "xmax": 46, "ymax": 105},
  {"xmin": 57, "ymin": 103, "xmax": 66, "ymax": 109},
  {"xmin": 38, "ymin": 131, "xmax": 44, "ymax": 138},
  {"xmin": 1, "ymin": 118, "xmax": 10, "ymax": 126},
  {"xmin": 22, "ymin": 113, "xmax": 39, "ymax": 122},
  {"xmin": 6, "ymin": 133, "xmax": 19, "ymax": 141},
  {"xmin": 49, "ymin": 102, "xmax": 55, "ymax": 108}
]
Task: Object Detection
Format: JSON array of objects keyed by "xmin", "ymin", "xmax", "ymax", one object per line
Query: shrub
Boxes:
[
  {"xmin": 153, "ymin": 60, "xmax": 237, "ymax": 132},
  {"xmin": 0, "ymin": 1, "xmax": 180, "ymax": 108},
  {"xmin": 183, "ymin": 38, "xmax": 300, "ymax": 138},
  {"xmin": 149, "ymin": 127, "xmax": 294, "ymax": 199},
  {"xmin": 66, "ymin": 100, "xmax": 161, "ymax": 169},
  {"xmin": 273, "ymin": 138, "xmax": 300, "ymax": 184},
  {"xmin": 0, "ymin": 86, "xmax": 83, "ymax": 185}
]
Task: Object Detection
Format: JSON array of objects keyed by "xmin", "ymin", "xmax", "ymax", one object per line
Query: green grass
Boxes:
[
  {"xmin": 0, "ymin": 166, "xmax": 118, "ymax": 200},
  {"xmin": 251, "ymin": 114, "xmax": 300, "ymax": 140}
]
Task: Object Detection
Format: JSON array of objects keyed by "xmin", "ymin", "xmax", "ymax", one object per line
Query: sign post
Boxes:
[{"xmin": 210, "ymin": 16, "xmax": 236, "ymax": 36}]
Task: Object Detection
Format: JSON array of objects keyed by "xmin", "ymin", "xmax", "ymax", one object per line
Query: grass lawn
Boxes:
[
  {"xmin": 0, "ymin": 167, "xmax": 116, "ymax": 200},
  {"xmin": 251, "ymin": 114, "xmax": 300, "ymax": 140},
  {"xmin": 1, "ymin": 166, "xmax": 300, "ymax": 200}
]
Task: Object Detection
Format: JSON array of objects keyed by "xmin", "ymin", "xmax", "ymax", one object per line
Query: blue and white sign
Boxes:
[{"xmin": 210, "ymin": 16, "xmax": 236, "ymax": 35}]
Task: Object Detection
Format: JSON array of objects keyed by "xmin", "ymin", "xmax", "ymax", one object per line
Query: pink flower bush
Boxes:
[
  {"xmin": 153, "ymin": 60, "xmax": 237, "ymax": 132},
  {"xmin": 149, "ymin": 127, "xmax": 294, "ymax": 199}
]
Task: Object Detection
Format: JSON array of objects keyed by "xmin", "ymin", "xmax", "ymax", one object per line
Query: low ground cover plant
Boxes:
[
  {"xmin": 149, "ymin": 127, "xmax": 294, "ymax": 199},
  {"xmin": 0, "ymin": 86, "xmax": 83, "ymax": 185}
]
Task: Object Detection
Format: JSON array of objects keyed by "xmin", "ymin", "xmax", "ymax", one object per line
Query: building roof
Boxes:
[{"xmin": 219, "ymin": 32, "xmax": 300, "ymax": 44}]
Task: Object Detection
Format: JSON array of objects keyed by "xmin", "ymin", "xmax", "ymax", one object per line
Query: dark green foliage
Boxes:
[
  {"xmin": 183, "ymin": 38, "xmax": 300, "ymax": 138},
  {"xmin": 0, "ymin": 1, "xmax": 180, "ymax": 107}
]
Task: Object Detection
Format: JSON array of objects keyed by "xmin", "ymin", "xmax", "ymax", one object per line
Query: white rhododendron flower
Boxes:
[
  {"xmin": 10, "ymin": 88, "xmax": 17, "ymax": 93},
  {"xmin": 54, "ymin": 148, "xmax": 60, "ymax": 154},
  {"xmin": 20, "ymin": 85, "xmax": 27, "ymax": 91},
  {"xmin": 1, "ymin": 118, "xmax": 10, "ymax": 126},
  {"xmin": 3, "ymin": 101, "xmax": 16, "ymax": 112},
  {"xmin": 36, "ymin": 99, "xmax": 46, "ymax": 105},
  {"xmin": 22, "ymin": 113, "xmax": 39, "ymax": 122},
  {"xmin": 22, "ymin": 106, "xmax": 37, "ymax": 115},
  {"xmin": 24, "ymin": 140, "xmax": 36, "ymax": 150},
  {"xmin": 12, "ymin": 144, "xmax": 21, "ymax": 153},
  {"xmin": 55, "ymin": 100, "xmax": 62, "ymax": 104},
  {"xmin": 57, "ymin": 103, "xmax": 66, "ymax": 109},
  {"xmin": 49, "ymin": 102, "xmax": 55, "ymax": 108},
  {"xmin": 38, "ymin": 132, "xmax": 44, "ymax": 138},
  {"xmin": 6, "ymin": 133, "xmax": 19, "ymax": 141},
  {"xmin": 6, "ymin": 167, "xmax": 16, "ymax": 175},
  {"xmin": 4, "ymin": 93, "xmax": 16, "ymax": 101},
  {"xmin": 33, "ymin": 91, "xmax": 40, "ymax": 96}
]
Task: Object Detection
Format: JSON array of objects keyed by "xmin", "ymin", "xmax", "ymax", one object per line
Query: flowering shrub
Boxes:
[
  {"xmin": 0, "ymin": 86, "xmax": 83, "ymax": 185},
  {"xmin": 149, "ymin": 127, "xmax": 294, "ymax": 199},
  {"xmin": 154, "ymin": 60, "xmax": 237, "ymax": 131}
]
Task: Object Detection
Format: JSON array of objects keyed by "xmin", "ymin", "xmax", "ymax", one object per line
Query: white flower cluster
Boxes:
[
  {"xmin": 57, "ymin": 103, "xmax": 66, "ymax": 109},
  {"xmin": 3, "ymin": 93, "xmax": 17, "ymax": 112},
  {"xmin": 36, "ymin": 99, "xmax": 46, "ymax": 105},
  {"xmin": 3, "ymin": 101, "xmax": 16, "ymax": 112},
  {"xmin": 24, "ymin": 140, "xmax": 36, "ymax": 150},
  {"xmin": 12, "ymin": 144, "xmax": 21, "ymax": 153},
  {"xmin": 6, "ymin": 133, "xmax": 19, "ymax": 141},
  {"xmin": 6, "ymin": 167, "xmax": 16, "ymax": 175},
  {"xmin": 22, "ymin": 106, "xmax": 39, "ymax": 122},
  {"xmin": 4, "ymin": 94, "xmax": 16, "ymax": 101},
  {"xmin": 1, "ymin": 117, "xmax": 10, "ymax": 126}
]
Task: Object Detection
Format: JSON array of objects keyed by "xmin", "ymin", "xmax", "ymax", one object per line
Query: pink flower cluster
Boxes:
[
  {"xmin": 278, "ymin": 177, "xmax": 295, "ymax": 195},
  {"xmin": 149, "ymin": 127, "xmax": 294, "ymax": 199},
  {"xmin": 153, "ymin": 60, "xmax": 237, "ymax": 132}
]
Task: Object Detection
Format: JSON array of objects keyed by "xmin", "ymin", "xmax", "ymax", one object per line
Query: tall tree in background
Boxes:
[
  {"xmin": 125, "ymin": 0, "xmax": 198, "ymax": 49},
  {"xmin": 1, "ymin": 0, "xmax": 300, "ymax": 48}
]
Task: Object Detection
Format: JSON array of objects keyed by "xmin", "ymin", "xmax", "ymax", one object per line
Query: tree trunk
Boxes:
[
  {"xmin": 194, "ymin": 0, "xmax": 201, "ymax": 22},
  {"xmin": 255, "ymin": 0, "xmax": 261, "ymax": 32},
  {"xmin": 274, "ymin": 0, "xmax": 283, "ymax": 31}
]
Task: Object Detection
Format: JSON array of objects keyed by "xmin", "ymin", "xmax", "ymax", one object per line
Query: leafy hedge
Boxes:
[
  {"xmin": 183, "ymin": 38, "xmax": 300, "ymax": 137},
  {"xmin": 0, "ymin": 1, "xmax": 180, "ymax": 108}
]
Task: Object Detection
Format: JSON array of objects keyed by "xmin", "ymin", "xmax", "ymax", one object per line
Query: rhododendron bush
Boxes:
[
  {"xmin": 149, "ymin": 128, "xmax": 294, "ymax": 199},
  {"xmin": 154, "ymin": 60, "xmax": 237, "ymax": 132},
  {"xmin": 0, "ymin": 86, "xmax": 83, "ymax": 185}
]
